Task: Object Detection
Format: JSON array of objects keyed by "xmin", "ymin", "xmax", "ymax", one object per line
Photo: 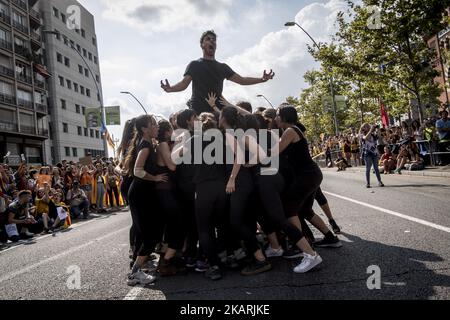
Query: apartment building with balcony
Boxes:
[
  {"xmin": 0, "ymin": 0, "xmax": 50, "ymax": 166},
  {"xmin": 40, "ymin": 0, "xmax": 105, "ymax": 164}
]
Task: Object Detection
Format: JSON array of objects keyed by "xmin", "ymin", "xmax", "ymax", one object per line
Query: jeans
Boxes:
[
  {"xmin": 364, "ymin": 153, "xmax": 382, "ymax": 185},
  {"xmin": 97, "ymin": 183, "xmax": 105, "ymax": 209},
  {"xmin": 71, "ymin": 199, "xmax": 89, "ymax": 218}
]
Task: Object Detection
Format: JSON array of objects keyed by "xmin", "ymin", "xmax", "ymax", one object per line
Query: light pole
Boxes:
[
  {"xmin": 42, "ymin": 30, "xmax": 109, "ymax": 157},
  {"xmin": 120, "ymin": 91, "xmax": 148, "ymax": 114},
  {"xmin": 257, "ymin": 94, "xmax": 275, "ymax": 108},
  {"xmin": 285, "ymin": 21, "xmax": 339, "ymax": 136}
]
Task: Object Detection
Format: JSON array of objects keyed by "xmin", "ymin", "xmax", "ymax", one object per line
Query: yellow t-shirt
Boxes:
[{"xmin": 35, "ymin": 198, "xmax": 49, "ymax": 218}]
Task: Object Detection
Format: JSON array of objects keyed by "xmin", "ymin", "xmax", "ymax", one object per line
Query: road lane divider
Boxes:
[{"xmin": 323, "ymin": 191, "xmax": 450, "ymax": 234}]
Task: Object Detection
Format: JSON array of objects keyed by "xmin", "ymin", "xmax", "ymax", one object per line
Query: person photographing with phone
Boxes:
[{"xmin": 359, "ymin": 123, "xmax": 385, "ymax": 188}]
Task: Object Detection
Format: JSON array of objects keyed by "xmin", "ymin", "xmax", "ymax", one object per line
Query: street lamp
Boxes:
[
  {"xmin": 120, "ymin": 91, "xmax": 148, "ymax": 114},
  {"xmin": 42, "ymin": 30, "xmax": 108, "ymax": 157},
  {"xmin": 285, "ymin": 21, "xmax": 339, "ymax": 136},
  {"xmin": 257, "ymin": 94, "xmax": 275, "ymax": 108}
]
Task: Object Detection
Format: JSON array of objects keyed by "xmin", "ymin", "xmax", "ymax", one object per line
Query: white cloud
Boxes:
[{"xmin": 99, "ymin": 0, "xmax": 234, "ymax": 34}]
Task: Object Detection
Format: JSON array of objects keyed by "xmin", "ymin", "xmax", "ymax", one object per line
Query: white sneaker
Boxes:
[
  {"xmin": 265, "ymin": 246, "xmax": 284, "ymax": 258},
  {"xmin": 293, "ymin": 253, "xmax": 322, "ymax": 273},
  {"xmin": 127, "ymin": 270, "xmax": 156, "ymax": 286}
]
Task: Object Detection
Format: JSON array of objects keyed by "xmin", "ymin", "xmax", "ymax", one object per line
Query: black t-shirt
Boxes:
[{"xmin": 184, "ymin": 59, "xmax": 236, "ymax": 115}]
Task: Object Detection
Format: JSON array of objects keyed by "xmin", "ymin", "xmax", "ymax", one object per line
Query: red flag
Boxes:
[{"xmin": 379, "ymin": 99, "xmax": 389, "ymax": 128}]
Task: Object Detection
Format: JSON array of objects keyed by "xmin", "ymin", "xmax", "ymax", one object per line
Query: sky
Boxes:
[{"xmin": 76, "ymin": 0, "xmax": 350, "ymax": 149}]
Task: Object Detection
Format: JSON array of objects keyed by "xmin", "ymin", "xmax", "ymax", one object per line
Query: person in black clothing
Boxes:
[
  {"xmin": 155, "ymin": 120, "xmax": 186, "ymax": 276},
  {"xmin": 172, "ymin": 113, "xmax": 228, "ymax": 280},
  {"xmin": 175, "ymin": 110, "xmax": 198, "ymax": 259},
  {"xmin": 161, "ymin": 30, "xmax": 275, "ymax": 115},
  {"xmin": 124, "ymin": 115, "xmax": 168, "ymax": 286}
]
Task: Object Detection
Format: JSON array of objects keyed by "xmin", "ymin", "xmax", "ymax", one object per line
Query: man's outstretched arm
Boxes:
[
  {"xmin": 229, "ymin": 69, "xmax": 275, "ymax": 86},
  {"xmin": 161, "ymin": 75, "xmax": 192, "ymax": 93}
]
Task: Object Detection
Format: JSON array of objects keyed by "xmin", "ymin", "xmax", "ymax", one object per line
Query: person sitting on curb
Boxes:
[{"xmin": 66, "ymin": 181, "xmax": 89, "ymax": 220}]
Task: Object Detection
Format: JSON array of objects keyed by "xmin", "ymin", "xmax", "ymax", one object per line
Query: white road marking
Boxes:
[
  {"xmin": 0, "ymin": 226, "xmax": 130, "ymax": 284},
  {"xmin": 123, "ymin": 286, "xmax": 145, "ymax": 300},
  {"xmin": 323, "ymin": 191, "xmax": 450, "ymax": 234}
]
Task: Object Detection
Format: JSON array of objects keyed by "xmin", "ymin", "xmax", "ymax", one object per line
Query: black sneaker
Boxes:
[
  {"xmin": 205, "ymin": 266, "xmax": 222, "ymax": 281},
  {"xmin": 241, "ymin": 260, "xmax": 272, "ymax": 276},
  {"xmin": 329, "ymin": 219, "xmax": 341, "ymax": 234},
  {"xmin": 378, "ymin": 182, "xmax": 385, "ymax": 187},
  {"xmin": 314, "ymin": 236, "xmax": 343, "ymax": 248},
  {"xmin": 366, "ymin": 184, "xmax": 371, "ymax": 188},
  {"xmin": 282, "ymin": 246, "xmax": 303, "ymax": 259}
]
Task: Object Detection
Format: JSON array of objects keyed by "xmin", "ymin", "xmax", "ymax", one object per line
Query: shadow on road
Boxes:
[{"xmin": 137, "ymin": 232, "xmax": 450, "ymax": 300}]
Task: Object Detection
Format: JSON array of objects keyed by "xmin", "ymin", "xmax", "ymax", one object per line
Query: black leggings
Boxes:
[
  {"xmin": 178, "ymin": 181, "xmax": 198, "ymax": 258},
  {"xmin": 157, "ymin": 188, "xmax": 185, "ymax": 251},
  {"xmin": 107, "ymin": 186, "xmax": 120, "ymax": 207},
  {"xmin": 315, "ymin": 187, "xmax": 328, "ymax": 207},
  {"xmin": 195, "ymin": 180, "xmax": 227, "ymax": 267},
  {"xmin": 229, "ymin": 168, "xmax": 259, "ymax": 255},
  {"xmin": 121, "ymin": 176, "xmax": 133, "ymax": 205},
  {"xmin": 255, "ymin": 173, "xmax": 305, "ymax": 244},
  {"xmin": 128, "ymin": 180, "xmax": 163, "ymax": 258},
  {"xmin": 283, "ymin": 168, "xmax": 323, "ymax": 220}
]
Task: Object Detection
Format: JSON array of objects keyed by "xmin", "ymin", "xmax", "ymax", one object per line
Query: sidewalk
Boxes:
[{"xmin": 322, "ymin": 165, "xmax": 450, "ymax": 178}]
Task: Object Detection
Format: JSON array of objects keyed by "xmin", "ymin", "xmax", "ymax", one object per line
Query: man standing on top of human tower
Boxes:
[{"xmin": 161, "ymin": 30, "xmax": 275, "ymax": 115}]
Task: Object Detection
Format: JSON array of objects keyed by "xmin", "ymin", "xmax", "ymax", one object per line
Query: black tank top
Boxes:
[
  {"xmin": 135, "ymin": 140, "xmax": 157, "ymax": 182},
  {"xmin": 281, "ymin": 127, "xmax": 317, "ymax": 176}
]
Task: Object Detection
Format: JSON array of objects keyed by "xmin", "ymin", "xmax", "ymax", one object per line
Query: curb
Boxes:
[{"xmin": 322, "ymin": 167, "xmax": 450, "ymax": 178}]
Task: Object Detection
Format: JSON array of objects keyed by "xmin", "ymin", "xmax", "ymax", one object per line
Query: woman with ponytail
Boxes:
[{"xmin": 125, "ymin": 115, "xmax": 168, "ymax": 286}]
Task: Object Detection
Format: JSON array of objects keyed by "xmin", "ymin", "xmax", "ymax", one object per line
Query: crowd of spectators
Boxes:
[{"xmin": 0, "ymin": 156, "xmax": 126, "ymax": 245}]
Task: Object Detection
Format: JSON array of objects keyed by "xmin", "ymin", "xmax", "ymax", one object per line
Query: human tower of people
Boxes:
[{"xmin": 121, "ymin": 31, "xmax": 343, "ymax": 286}]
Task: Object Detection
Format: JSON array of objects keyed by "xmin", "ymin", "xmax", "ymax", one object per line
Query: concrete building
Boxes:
[
  {"xmin": 0, "ymin": 0, "xmax": 50, "ymax": 166},
  {"xmin": 40, "ymin": 0, "xmax": 105, "ymax": 164}
]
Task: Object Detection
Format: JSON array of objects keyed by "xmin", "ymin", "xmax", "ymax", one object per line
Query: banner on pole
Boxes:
[
  {"xmin": 105, "ymin": 106, "xmax": 121, "ymax": 126},
  {"xmin": 85, "ymin": 108, "xmax": 101, "ymax": 128}
]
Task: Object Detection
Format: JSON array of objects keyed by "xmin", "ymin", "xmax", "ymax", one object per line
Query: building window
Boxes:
[
  {"xmin": 95, "ymin": 75, "xmax": 100, "ymax": 82},
  {"xmin": 94, "ymin": 56, "xmax": 98, "ymax": 65},
  {"xmin": 54, "ymin": 29, "xmax": 61, "ymax": 40},
  {"xmin": 88, "ymin": 52, "xmax": 92, "ymax": 61},
  {"xmin": 74, "ymin": 83, "xmax": 78, "ymax": 92},
  {"xmin": 97, "ymin": 93, "xmax": 101, "ymax": 102},
  {"xmin": 82, "ymin": 106, "xmax": 86, "ymax": 115},
  {"xmin": 92, "ymin": 37, "xmax": 97, "ymax": 46},
  {"xmin": 84, "ymin": 127, "xmax": 88, "ymax": 136},
  {"xmin": 72, "ymin": 148, "xmax": 78, "ymax": 157},
  {"xmin": 59, "ymin": 76, "xmax": 64, "ymax": 86},
  {"xmin": 85, "ymin": 68, "xmax": 89, "ymax": 77},
  {"xmin": 65, "ymin": 147, "xmax": 70, "ymax": 157},
  {"xmin": 61, "ymin": 99, "xmax": 66, "ymax": 110},
  {"xmin": 66, "ymin": 79, "xmax": 71, "ymax": 89},
  {"xmin": 63, "ymin": 123, "xmax": 68, "ymax": 133},
  {"xmin": 61, "ymin": 14, "xmax": 66, "ymax": 23},
  {"xmin": 81, "ymin": 29, "xmax": 85, "ymax": 38},
  {"xmin": 57, "ymin": 52, "xmax": 62, "ymax": 63},
  {"xmin": 86, "ymin": 89, "xmax": 91, "ymax": 97},
  {"xmin": 95, "ymin": 130, "xmax": 99, "ymax": 139},
  {"xmin": 64, "ymin": 57, "xmax": 70, "ymax": 67},
  {"xmin": 53, "ymin": 7, "xmax": 59, "ymax": 18},
  {"xmin": 63, "ymin": 37, "xmax": 68, "ymax": 45},
  {"xmin": 76, "ymin": 44, "xmax": 81, "ymax": 52},
  {"xmin": 78, "ymin": 65, "xmax": 83, "ymax": 74},
  {"xmin": 77, "ymin": 126, "xmax": 82, "ymax": 135},
  {"xmin": 80, "ymin": 86, "xmax": 85, "ymax": 95},
  {"xmin": 75, "ymin": 29, "xmax": 80, "ymax": 34},
  {"xmin": 90, "ymin": 129, "xmax": 94, "ymax": 137},
  {"xmin": 75, "ymin": 104, "xmax": 80, "ymax": 113},
  {"xmin": 82, "ymin": 48, "xmax": 87, "ymax": 57}
]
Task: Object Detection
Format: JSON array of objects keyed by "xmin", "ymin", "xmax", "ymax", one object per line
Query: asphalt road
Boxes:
[{"xmin": 1, "ymin": 170, "xmax": 449, "ymax": 300}]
